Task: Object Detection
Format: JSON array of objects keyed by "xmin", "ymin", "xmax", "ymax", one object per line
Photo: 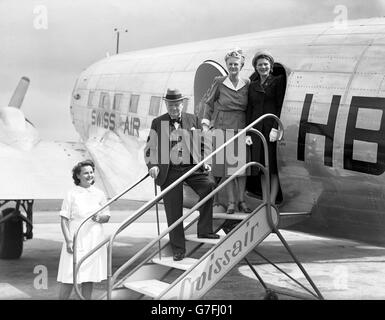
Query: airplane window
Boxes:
[
  {"xmin": 99, "ymin": 92, "xmax": 110, "ymax": 110},
  {"xmin": 149, "ymin": 96, "xmax": 161, "ymax": 116},
  {"xmin": 129, "ymin": 94, "xmax": 140, "ymax": 113},
  {"xmin": 87, "ymin": 91, "xmax": 95, "ymax": 107},
  {"xmin": 113, "ymin": 94, "xmax": 123, "ymax": 111}
]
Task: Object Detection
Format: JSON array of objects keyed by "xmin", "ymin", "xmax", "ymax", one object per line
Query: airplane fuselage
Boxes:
[{"xmin": 70, "ymin": 18, "xmax": 385, "ymax": 245}]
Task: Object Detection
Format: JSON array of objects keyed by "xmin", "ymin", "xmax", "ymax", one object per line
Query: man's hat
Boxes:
[{"xmin": 163, "ymin": 88, "xmax": 186, "ymax": 102}]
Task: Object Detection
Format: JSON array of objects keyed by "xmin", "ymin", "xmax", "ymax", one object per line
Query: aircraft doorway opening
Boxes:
[
  {"xmin": 194, "ymin": 60, "xmax": 227, "ymax": 119},
  {"xmin": 245, "ymin": 62, "xmax": 288, "ymax": 205},
  {"xmin": 183, "ymin": 60, "xmax": 228, "ymax": 208}
]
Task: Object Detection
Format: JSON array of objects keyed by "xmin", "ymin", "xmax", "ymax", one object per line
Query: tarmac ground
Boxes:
[{"xmin": 1, "ymin": 201, "xmax": 385, "ymax": 301}]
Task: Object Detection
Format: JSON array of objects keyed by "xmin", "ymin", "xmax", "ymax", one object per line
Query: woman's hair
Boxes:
[
  {"xmin": 224, "ymin": 47, "xmax": 245, "ymax": 68},
  {"xmin": 72, "ymin": 159, "xmax": 95, "ymax": 185},
  {"xmin": 252, "ymin": 51, "xmax": 274, "ymax": 72}
]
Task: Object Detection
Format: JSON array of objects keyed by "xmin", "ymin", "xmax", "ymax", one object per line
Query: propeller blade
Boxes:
[{"xmin": 8, "ymin": 76, "xmax": 30, "ymax": 108}]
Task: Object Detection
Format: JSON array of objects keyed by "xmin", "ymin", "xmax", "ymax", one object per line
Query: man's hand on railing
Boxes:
[
  {"xmin": 92, "ymin": 214, "xmax": 110, "ymax": 224},
  {"xmin": 245, "ymin": 135, "xmax": 253, "ymax": 146},
  {"xmin": 149, "ymin": 166, "xmax": 160, "ymax": 179},
  {"xmin": 202, "ymin": 123, "xmax": 210, "ymax": 133},
  {"xmin": 66, "ymin": 240, "xmax": 73, "ymax": 254},
  {"xmin": 203, "ymin": 163, "xmax": 211, "ymax": 172}
]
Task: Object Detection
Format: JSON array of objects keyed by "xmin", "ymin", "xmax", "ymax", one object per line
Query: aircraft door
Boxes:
[
  {"xmin": 193, "ymin": 60, "xmax": 227, "ymax": 120},
  {"xmin": 183, "ymin": 61, "xmax": 227, "ymax": 209}
]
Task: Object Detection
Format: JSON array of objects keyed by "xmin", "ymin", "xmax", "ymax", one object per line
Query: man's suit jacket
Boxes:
[{"xmin": 144, "ymin": 112, "xmax": 210, "ymax": 187}]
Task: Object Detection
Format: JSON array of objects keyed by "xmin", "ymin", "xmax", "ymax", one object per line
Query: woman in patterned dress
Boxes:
[{"xmin": 202, "ymin": 48, "xmax": 251, "ymax": 214}]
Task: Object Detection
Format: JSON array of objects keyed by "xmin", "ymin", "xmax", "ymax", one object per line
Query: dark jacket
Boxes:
[
  {"xmin": 246, "ymin": 74, "xmax": 285, "ymax": 174},
  {"xmin": 144, "ymin": 112, "xmax": 208, "ymax": 186}
]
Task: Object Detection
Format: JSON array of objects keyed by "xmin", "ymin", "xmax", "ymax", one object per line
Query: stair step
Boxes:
[
  {"xmin": 152, "ymin": 257, "xmax": 198, "ymax": 270},
  {"xmin": 123, "ymin": 279, "xmax": 169, "ymax": 298},
  {"xmin": 185, "ymin": 234, "xmax": 222, "ymax": 244},
  {"xmin": 278, "ymin": 212, "xmax": 310, "ymax": 228},
  {"xmin": 213, "ymin": 212, "xmax": 250, "ymax": 220},
  {"xmin": 280, "ymin": 211, "xmax": 310, "ymax": 216}
]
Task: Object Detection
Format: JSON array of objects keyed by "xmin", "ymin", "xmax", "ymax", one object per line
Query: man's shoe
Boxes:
[
  {"xmin": 221, "ymin": 220, "xmax": 239, "ymax": 234},
  {"xmin": 198, "ymin": 233, "xmax": 220, "ymax": 239},
  {"xmin": 173, "ymin": 252, "xmax": 185, "ymax": 261}
]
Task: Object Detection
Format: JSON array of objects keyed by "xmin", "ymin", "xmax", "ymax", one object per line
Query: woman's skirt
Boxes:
[{"xmin": 210, "ymin": 110, "xmax": 249, "ymax": 178}]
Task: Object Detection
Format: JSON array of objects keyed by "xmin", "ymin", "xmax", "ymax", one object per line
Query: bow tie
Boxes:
[{"xmin": 170, "ymin": 117, "xmax": 181, "ymax": 125}]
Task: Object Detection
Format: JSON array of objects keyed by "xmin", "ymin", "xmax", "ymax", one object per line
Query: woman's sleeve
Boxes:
[
  {"xmin": 202, "ymin": 77, "xmax": 221, "ymax": 126},
  {"xmin": 275, "ymin": 75, "xmax": 285, "ymax": 115},
  {"xmin": 246, "ymin": 80, "xmax": 253, "ymax": 126},
  {"xmin": 246, "ymin": 100, "xmax": 252, "ymax": 126},
  {"xmin": 59, "ymin": 191, "xmax": 72, "ymax": 219}
]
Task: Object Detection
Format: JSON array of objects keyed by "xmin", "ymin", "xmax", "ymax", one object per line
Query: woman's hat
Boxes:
[
  {"xmin": 252, "ymin": 51, "xmax": 275, "ymax": 69},
  {"xmin": 163, "ymin": 88, "xmax": 186, "ymax": 102}
]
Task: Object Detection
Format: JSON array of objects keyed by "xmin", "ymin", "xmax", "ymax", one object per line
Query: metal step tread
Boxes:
[
  {"xmin": 213, "ymin": 212, "xmax": 250, "ymax": 220},
  {"xmin": 185, "ymin": 234, "xmax": 222, "ymax": 244},
  {"xmin": 280, "ymin": 211, "xmax": 310, "ymax": 216},
  {"xmin": 152, "ymin": 256, "xmax": 198, "ymax": 270},
  {"xmin": 278, "ymin": 212, "xmax": 310, "ymax": 228},
  {"xmin": 123, "ymin": 279, "xmax": 169, "ymax": 298}
]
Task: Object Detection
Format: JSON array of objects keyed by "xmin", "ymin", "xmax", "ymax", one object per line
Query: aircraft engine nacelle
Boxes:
[{"xmin": 0, "ymin": 106, "xmax": 39, "ymax": 150}]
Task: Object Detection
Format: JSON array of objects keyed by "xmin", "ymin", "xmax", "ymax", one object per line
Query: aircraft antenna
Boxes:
[{"xmin": 113, "ymin": 28, "xmax": 128, "ymax": 54}]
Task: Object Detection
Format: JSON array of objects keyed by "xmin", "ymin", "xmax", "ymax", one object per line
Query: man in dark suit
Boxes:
[{"xmin": 144, "ymin": 88, "xmax": 219, "ymax": 261}]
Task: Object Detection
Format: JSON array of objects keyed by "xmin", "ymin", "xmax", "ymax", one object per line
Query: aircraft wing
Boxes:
[
  {"xmin": 85, "ymin": 129, "xmax": 154, "ymax": 201},
  {"xmin": 0, "ymin": 140, "xmax": 108, "ymax": 200},
  {"xmin": 0, "ymin": 77, "xmax": 109, "ymax": 200}
]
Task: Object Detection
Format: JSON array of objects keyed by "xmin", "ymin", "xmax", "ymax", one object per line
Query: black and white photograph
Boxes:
[{"xmin": 2, "ymin": 0, "xmax": 385, "ymax": 308}]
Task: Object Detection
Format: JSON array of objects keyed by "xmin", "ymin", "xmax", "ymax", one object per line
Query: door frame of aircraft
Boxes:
[{"xmin": 193, "ymin": 60, "xmax": 228, "ymax": 120}]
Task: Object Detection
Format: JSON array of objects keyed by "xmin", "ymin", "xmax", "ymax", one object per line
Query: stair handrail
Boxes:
[
  {"xmin": 72, "ymin": 173, "xmax": 149, "ymax": 300},
  {"xmin": 73, "ymin": 113, "xmax": 282, "ymax": 299},
  {"xmin": 105, "ymin": 113, "xmax": 283, "ymax": 299},
  {"xmin": 108, "ymin": 160, "xmax": 269, "ymax": 297},
  {"xmin": 107, "ymin": 113, "xmax": 283, "ymax": 242}
]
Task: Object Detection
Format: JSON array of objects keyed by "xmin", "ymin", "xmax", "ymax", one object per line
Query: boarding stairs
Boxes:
[{"xmin": 73, "ymin": 114, "xmax": 324, "ymax": 300}]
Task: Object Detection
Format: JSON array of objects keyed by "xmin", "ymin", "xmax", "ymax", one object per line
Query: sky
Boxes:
[{"xmin": 1, "ymin": 0, "xmax": 385, "ymax": 140}]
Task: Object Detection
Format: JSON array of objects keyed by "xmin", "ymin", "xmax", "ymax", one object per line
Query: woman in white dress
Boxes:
[{"xmin": 57, "ymin": 160, "xmax": 110, "ymax": 300}]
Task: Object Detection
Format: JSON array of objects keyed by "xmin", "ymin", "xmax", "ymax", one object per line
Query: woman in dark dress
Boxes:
[{"xmin": 246, "ymin": 51, "xmax": 285, "ymax": 204}]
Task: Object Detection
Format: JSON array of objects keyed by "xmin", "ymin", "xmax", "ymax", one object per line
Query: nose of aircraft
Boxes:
[{"xmin": 0, "ymin": 107, "xmax": 26, "ymax": 130}]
